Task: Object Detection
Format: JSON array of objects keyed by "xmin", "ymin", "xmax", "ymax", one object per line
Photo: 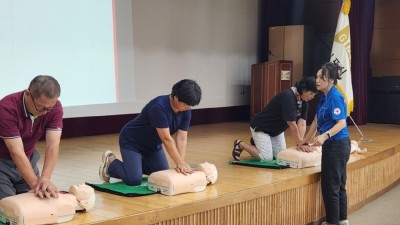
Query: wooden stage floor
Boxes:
[{"xmin": 35, "ymin": 122, "xmax": 400, "ymax": 225}]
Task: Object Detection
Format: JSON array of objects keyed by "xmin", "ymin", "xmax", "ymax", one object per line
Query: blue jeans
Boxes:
[{"xmin": 321, "ymin": 137, "xmax": 351, "ymax": 224}]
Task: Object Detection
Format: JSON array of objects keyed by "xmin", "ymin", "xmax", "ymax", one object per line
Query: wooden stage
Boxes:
[{"xmin": 36, "ymin": 122, "xmax": 400, "ymax": 225}]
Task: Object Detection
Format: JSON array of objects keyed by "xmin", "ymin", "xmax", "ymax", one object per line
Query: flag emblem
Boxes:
[{"xmin": 330, "ymin": 0, "xmax": 353, "ymax": 117}]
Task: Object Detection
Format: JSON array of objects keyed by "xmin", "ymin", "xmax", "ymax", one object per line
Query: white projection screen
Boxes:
[{"xmin": 0, "ymin": 0, "xmax": 135, "ymax": 117}]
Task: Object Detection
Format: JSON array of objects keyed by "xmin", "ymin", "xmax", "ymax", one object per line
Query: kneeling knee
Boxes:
[{"xmin": 125, "ymin": 177, "xmax": 143, "ymax": 186}]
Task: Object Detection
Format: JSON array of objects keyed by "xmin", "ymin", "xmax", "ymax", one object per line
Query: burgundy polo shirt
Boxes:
[{"xmin": 0, "ymin": 91, "xmax": 63, "ymax": 160}]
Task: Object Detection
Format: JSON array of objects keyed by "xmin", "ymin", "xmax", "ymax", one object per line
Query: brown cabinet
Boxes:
[{"xmin": 250, "ymin": 60, "xmax": 293, "ymax": 117}]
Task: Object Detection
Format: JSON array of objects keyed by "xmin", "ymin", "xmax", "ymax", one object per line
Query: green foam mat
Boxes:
[
  {"xmin": 86, "ymin": 177, "xmax": 156, "ymax": 197},
  {"xmin": 229, "ymin": 159, "xmax": 288, "ymax": 169}
]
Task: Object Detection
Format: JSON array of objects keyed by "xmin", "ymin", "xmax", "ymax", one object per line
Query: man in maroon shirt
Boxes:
[{"xmin": 0, "ymin": 75, "xmax": 63, "ymax": 199}]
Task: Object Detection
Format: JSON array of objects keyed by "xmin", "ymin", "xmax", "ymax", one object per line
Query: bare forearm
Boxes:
[
  {"xmin": 11, "ymin": 153, "xmax": 38, "ymax": 188},
  {"xmin": 325, "ymin": 119, "xmax": 346, "ymax": 137},
  {"xmin": 163, "ymin": 138, "xmax": 185, "ymax": 165},
  {"xmin": 297, "ymin": 119, "xmax": 307, "ymax": 139},
  {"xmin": 42, "ymin": 130, "xmax": 61, "ymax": 178},
  {"xmin": 176, "ymin": 141, "xmax": 186, "ymax": 159},
  {"xmin": 156, "ymin": 128, "xmax": 193, "ymax": 175},
  {"xmin": 41, "ymin": 147, "xmax": 59, "ymax": 179},
  {"xmin": 5, "ymin": 139, "xmax": 38, "ymax": 188},
  {"xmin": 304, "ymin": 117, "xmax": 317, "ymax": 143},
  {"xmin": 175, "ymin": 132, "xmax": 187, "ymax": 160},
  {"xmin": 287, "ymin": 121, "xmax": 302, "ymax": 145}
]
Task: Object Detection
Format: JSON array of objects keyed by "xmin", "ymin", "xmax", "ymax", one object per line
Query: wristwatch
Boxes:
[{"xmin": 325, "ymin": 131, "xmax": 331, "ymax": 139}]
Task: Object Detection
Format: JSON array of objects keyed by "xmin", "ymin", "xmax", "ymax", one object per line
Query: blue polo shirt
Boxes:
[
  {"xmin": 316, "ymin": 86, "xmax": 349, "ymax": 140},
  {"xmin": 0, "ymin": 91, "xmax": 63, "ymax": 159}
]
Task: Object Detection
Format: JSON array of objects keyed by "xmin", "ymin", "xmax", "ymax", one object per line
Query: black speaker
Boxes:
[{"xmin": 368, "ymin": 76, "xmax": 400, "ymax": 124}]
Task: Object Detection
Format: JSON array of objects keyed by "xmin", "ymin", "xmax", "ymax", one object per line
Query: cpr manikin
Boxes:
[
  {"xmin": 0, "ymin": 184, "xmax": 95, "ymax": 225},
  {"xmin": 277, "ymin": 140, "xmax": 367, "ymax": 168},
  {"xmin": 147, "ymin": 162, "xmax": 218, "ymax": 196},
  {"xmin": 350, "ymin": 140, "xmax": 367, "ymax": 153},
  {"xmin": 277, "ymin": 145, "xmax": 323, "ymax": 168}
]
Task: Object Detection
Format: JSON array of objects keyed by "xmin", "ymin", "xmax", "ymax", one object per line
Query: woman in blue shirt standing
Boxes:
[
  {"xmin": 302, "ymin": 62, "xmax": 351, "ymax": 225},
  {"xmin": 99, "ymin": 79, "xmax": 202, "ymax": 186}
]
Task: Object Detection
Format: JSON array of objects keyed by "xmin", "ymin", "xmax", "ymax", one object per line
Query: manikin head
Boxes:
[
  {"xmin": 69, "ymin": 184, "xmax": 95, "ymax": 211},
  {"xmin": 197, "ymin": 162, "xmax": 218, "ymax": 184}
]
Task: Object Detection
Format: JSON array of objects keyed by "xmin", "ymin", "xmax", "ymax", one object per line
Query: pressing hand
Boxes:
[
  {"xmin": 33, "ymin": 177, "xmax": 59, "ymax": 199},
  {"xmin": 175, "ymin": 163, "xmax": 195, "ymax": 175}
]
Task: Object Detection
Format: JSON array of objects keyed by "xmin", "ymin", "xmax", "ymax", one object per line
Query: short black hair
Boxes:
[
  {"xmin": 295, "ymin": 76, "xmax": 317, "ymax": 95},
  {"xmin": 171, "ymin": 79, "xmax": 202, "ymax": 106}
]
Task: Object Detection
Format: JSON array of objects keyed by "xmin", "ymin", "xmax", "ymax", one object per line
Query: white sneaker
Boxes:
[
  {"xmin": 321, "ymin": 220, "xmax": 349, "ymax": 225},
  {"xmin": 99, "ymin": 150, "xmax": 115, "ymax": 182},
  {"xmin": 321, "ymin": 222, "xmax": 333, "ymax": 225}
]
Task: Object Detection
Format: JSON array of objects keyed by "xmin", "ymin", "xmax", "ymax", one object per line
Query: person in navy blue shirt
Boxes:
[
  {"xmin": 99, "ymin": 79, "xmax": 202, "ymax": 185},
  {"xmin": 301, "ymin": 62, "xmax": 351, "ymax": 225}
]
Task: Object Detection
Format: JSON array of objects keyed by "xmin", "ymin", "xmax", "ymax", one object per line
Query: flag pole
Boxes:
[
  {"xmin": 349, "ymin": 116, "xmax": 371, "ymax": 142},
  {"xmin": 331, "ymin": 0, "xmax": 367, "ymax": 142}
]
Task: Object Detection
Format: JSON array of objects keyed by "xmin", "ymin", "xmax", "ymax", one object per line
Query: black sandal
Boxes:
[{"xmin": 232, "ymin": 140, "xmax": 243, "ymax": 161}]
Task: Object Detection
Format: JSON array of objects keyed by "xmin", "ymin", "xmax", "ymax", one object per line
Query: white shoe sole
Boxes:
[{"xmin": 99, "ymin": 150, "xmax": 113, "ymax": 182}]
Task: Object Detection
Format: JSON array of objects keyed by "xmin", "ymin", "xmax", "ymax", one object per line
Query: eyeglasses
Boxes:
[{"xmin": 29, "ymin": 92, "xmax": 58, "ymax": 112}]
